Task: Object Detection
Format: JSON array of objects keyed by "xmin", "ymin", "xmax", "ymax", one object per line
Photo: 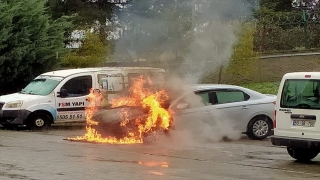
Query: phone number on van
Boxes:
[{"xmin": 58, "ymin": 114, "xmax": 83, "ymax": 120}]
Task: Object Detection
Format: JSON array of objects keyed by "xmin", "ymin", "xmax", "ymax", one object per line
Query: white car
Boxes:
[
  {"xmin": 271, "ymin": 72, "xmax": 320, "ymax": 161},
  {"xmin": 168, "ymin": 84, "xmax": 277, "ymax": 140}
]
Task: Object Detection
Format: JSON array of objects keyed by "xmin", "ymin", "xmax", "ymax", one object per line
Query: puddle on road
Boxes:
[
  {"xmin": 147, "ymin": 171, "xmax": 165, "ymax": 176},
  {"xmin": 90, "ymin": 158, "xmax": 169, "ymax": 168},
  {"xmin": 138, "ymin": 161, "xmax": 169, "ymax": 168}
]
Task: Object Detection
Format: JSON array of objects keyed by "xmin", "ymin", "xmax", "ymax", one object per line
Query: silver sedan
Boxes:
[{"xmin": 168, "ymin": 84, "xmax": 277, "ymax": 140}]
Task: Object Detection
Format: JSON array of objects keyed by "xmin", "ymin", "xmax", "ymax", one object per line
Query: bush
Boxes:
[{"xmin": 241, "ymin": 82, "xmax": 280, "ymax": 95}]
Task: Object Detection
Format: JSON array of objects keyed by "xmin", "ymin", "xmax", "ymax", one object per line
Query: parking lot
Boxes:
[{"xmin": 1, "ymin": 126, "xmax": 320, "ymax": 180}]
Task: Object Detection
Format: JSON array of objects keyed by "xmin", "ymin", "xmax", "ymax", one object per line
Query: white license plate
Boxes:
[{"xmin": 292, "ymin": 119, "xmax": 315, "ymax": 127}]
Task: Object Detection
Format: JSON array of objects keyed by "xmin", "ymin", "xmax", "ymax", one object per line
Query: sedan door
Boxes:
[
  {"xmin": 211, "ymin": 88, "xmax": 252, "ymax": 132},
  {"xmin": 169, "ymin": 90, "xmax": 217, "ymax": 130}
]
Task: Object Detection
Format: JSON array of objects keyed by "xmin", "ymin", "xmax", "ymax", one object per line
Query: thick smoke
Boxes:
[
  {"xmin": 114, "ymin": 0, "xmax": 254, "ymax": 144},
  {"xmin": 182, "ymin": 0, "xmax": 251, "ymax": 83},
  {"xmin": 114, "ymin": 0, "xmax": 253, "ymax": 83}
]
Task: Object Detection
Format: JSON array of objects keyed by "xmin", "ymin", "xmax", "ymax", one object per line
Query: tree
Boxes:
[
  {"xmin": 226, "ymin": 23, "xmax": 258, "ymax": 82},
  {"xmin": 252, "ymin": 0, "xmax": 308, "ymax": 51},
  {"xmin": 45, "ymin": 0, "xmax": 127, "ymax": 42},
  {"xmin": 46, "ymin": 0, "xmax": 121, "ymax": 28},
  {"xmin": 253, "ymin": 0, "xmax": 296, "ymax": 20},
  {"xmin": 0, "ymin": 0, "xmax": 72, "ymax": 94},
  {"xmin": 61, "ymin": 31, "xmax": 111, "ymax": 68},
  {"xmin": 256, "ymin": 0, "xmax": 294, "ymax": 13},
  {"xmin": 46, "ymin": 0, "xmax": 122, "ymax": 62}
]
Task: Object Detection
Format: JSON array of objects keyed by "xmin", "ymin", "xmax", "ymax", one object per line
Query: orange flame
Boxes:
[{"xmin": 67, "ymin": 75, "xmax": 172, "ymax": 144}]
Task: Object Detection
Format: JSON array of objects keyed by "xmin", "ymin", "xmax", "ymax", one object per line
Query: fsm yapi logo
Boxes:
[
  {"xmin": 59, "ymin": 102, "xmax": 71, "ymax": 107},
  {"xmin": 72, "ymin": 102, "xmax": 85, "ymax": 106}
]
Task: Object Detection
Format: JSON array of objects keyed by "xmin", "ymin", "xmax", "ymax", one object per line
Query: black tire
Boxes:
[
  {"xmin": 26, "ymin": 112, "xmax": 51, "ymax": 131},
  {"xmin": 247, "ymin": 116, "xmax": 271, "ymax": 140},
  {"xmin": 287, "ymin": 147, "xmax": 319, "ymax": 162},
  {"xmin": 143, "ymin": 129, "xmax": 170, "ymax": 144}
]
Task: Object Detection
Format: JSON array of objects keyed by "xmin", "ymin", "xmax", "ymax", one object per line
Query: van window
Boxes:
[
  {"xmin": 97, "ymin": 74, "xmax": 124, "ymax": 92},
  {"xmin": 280, "ymin": 79, "xmax": 320, "ymax": 109},
  {"xmin": 61, "ymin": 75, "xmax": 92, "ymax": 97}
]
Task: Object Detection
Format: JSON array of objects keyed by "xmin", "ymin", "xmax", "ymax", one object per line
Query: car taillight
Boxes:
[{"xmin": 274, "ymin": 110, "xmax": 277, "ymax": 128}]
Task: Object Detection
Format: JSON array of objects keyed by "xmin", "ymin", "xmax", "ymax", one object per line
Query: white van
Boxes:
[
  {"xmin": 0, "ymin": 67, "xmax": 165, "ymax": 130},
  {"xmin": 271, "ymin": 72, "xmax": 320, "ymax": 161}
]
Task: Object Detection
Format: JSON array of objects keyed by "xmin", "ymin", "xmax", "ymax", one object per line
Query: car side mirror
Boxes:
[
  {"xmin": 176, "ymin": 103, "xmax": 189, "ymax": 109},
  {"xmin": 58, "ymin": 88, "xmax": 68, "ymax": 98}
]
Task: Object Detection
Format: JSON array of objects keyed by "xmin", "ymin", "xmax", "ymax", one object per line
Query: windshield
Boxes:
[
  {"xmin": 21, "ymin": 76, "xmax": 63, "ymax": 96},
  {"xmin": 280, "ymin": 79, "xmax": 320, "ymax": 110}
]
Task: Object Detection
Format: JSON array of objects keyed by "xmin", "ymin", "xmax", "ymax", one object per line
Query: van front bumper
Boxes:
[
  {"xmin": 271, "ymin": 135, "xmax": 320, "ymax": 149},
  {"xmin": 0, "ymin": 110, "xmax": 31, "ymax": 125}
]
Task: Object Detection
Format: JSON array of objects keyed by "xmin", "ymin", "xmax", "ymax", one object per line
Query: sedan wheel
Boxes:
[
  {"xmin": 247, "ymin": 116, "xmax": 271, "ymax": 140},
  {"xmin": 253, "ymin": 120, "xmax": 269, "ymax": 137}
]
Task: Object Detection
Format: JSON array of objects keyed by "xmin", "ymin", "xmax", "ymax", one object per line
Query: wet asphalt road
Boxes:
[{"xmin": 1, "ymin": 127, "xmax": 320, "ymax": 180}]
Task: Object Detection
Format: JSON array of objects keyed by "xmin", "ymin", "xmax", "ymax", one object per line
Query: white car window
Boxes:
[
  {"xmin": 215, "ymin": 89, "xmax": 249, "ymax": 104},
  {"xmin": 281, "ymin": 79, "xmax": 320, "ymax": 109},
  {"xmin": 176, "ymin": 91, "xmax": 213, "ymax": 109}
]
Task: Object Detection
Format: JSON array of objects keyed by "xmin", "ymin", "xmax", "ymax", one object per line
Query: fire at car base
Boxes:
[{"xmin": 66, "ymin": 76, "xmax": 173, "ymax": 144}]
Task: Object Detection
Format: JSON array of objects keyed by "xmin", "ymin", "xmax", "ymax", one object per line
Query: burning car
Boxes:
[
  {"xmin": 67, "ymin": 76, "xmax": 173, "ymax": 144},
  {"xmin": 91, "ymin": 105, "xmax": 172, "ymax": 142}
]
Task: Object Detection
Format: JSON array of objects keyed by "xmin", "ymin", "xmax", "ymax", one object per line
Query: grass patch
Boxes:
[{"xmin": 240, "ymin": 82, "xmax": 280, "ymax": 95}]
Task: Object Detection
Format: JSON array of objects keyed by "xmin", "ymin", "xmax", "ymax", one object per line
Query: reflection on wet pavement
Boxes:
[
  {"xmin": 138, "ymin": 161, "xmax": 169, "ymax": 168},
  {"xmin": 147, "ymin": 171, "xmax": 165, "ymax": 176}
]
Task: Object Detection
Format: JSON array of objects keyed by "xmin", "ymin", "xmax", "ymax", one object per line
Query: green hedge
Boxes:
[{"xmin": 240, "ymin": 82, "xmax": 280, "ymax": 95}]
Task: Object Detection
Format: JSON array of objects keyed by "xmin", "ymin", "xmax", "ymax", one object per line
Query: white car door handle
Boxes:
[{"xmin": 242, "ymin": 106, "xmax": 249, "ymax": 109}]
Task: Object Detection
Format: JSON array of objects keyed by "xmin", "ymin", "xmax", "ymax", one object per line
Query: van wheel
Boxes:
[
  {"xmin": 287, "ymin": 147, "xmax": 319, "ymax": 162},
  {"xmin": 26, "ymin": 112, "xmax": 51, "ymax": 131},
  {"xmin": 247, "ymin": 116, "xmax": 271, "ymax": 140}
]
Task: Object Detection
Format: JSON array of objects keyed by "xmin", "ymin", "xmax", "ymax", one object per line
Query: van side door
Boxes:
[{"xmin": 54, "ymin": 74, "xmax": 93, "ymax": 122}]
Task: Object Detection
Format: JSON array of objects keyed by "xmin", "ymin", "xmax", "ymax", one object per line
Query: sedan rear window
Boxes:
[{"xmin": 281, "ymin": 79, "xmax": 320, "ymax": 109}]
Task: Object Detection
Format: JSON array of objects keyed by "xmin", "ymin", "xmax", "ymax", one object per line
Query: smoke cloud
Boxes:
[
  {"xmin": 114, "ymin": 0, "xmax": 254, "ymax": 144},
  {"xmin": 114, "ymin": 0, "xmax": 253, "ymax": 83}
]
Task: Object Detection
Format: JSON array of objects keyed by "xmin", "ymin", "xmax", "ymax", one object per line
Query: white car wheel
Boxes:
[
  {"xmin": 247, "ymin": 116, "xmax": 271, "ymax": 140},
  {"xmin": 252, "ymin": 120, "xmax": 269, "ymax": 137}
]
